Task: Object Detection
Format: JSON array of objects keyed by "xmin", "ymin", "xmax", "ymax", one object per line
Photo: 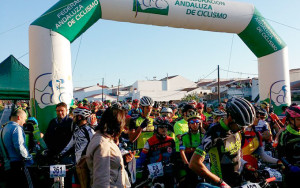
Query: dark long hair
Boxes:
[{"xmin": 95, "ymin": 107, "xmax": 126, "ymax": 140}]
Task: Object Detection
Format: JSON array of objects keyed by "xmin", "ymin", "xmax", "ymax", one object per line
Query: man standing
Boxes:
[
  {"xmin": 43, "ymin": 102, "xmax": 74, "ymax": 188},
  {"xmin": 1, "ymin": 109, "xmax": 34, "ymax": 188},
  {"xmin": 44, "ymin": 102, "xmax": 74, "ymax": 157}
]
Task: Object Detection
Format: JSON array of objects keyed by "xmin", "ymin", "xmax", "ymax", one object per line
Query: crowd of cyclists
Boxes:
[{"xmin": 1, "ymin": 96, "xmax": 300, "ymax": 188}]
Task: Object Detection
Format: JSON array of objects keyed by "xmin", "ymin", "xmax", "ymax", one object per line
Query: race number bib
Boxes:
[
  {"xmin": 50, "ymin": 165, "xmax": 66, "ymax": 178},
  {"xmin": 240, "ymin": 182, "xmax": 260, "ymax": 188},
  {"xmin": 147, "ymin": 162, "xmax": 163, "ymax": 178}
]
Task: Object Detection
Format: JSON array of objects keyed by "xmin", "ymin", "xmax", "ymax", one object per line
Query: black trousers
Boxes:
[{"xmin": 6, "ymin": 161, "xmax": 33, "ymax": 188}]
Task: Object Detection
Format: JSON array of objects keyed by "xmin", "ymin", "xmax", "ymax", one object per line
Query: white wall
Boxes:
[
  {"xmin": 168, "ymin": 75, "xmax": 197, "ymax": 91},
  {"xmin": 290, "ymin": 69, "xmax": 300, "ymax": 82},
  {"xmin": 132, "ymin": 80, "xmax": 163, "ymax": 91}
]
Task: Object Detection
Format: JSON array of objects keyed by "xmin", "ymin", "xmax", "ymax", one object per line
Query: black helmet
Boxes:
[
  {"xmin": 153, "ymin": 101, "xmax": 160, "ymax": 108},
  {"xmin": 254, "ymin": 106, "xmax": 267, "ymax": 117},
  {"xmin": 226, "ymin": 97, "xmax": 255, "ymax": 128},
  {"xmin": 154, "ymin": 117, "xmax": 171, "ymax": 139}
]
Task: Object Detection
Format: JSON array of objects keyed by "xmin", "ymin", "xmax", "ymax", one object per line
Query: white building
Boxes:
[{"xmin": 125, "ymin": 75, "xmax": 211, "ymax": 101}]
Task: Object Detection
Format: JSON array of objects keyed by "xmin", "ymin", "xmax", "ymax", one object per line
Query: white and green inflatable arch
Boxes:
[{"xmin": 29, "ymin": 0, "xmax": 291, "ymax": 132}]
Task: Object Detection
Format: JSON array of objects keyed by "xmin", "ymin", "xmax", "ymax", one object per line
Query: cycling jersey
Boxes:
[
  {"xmin": 277, "ymin": 125, "xmax": 300, "ymax": 188},
  {"xmin": 60, "ymin": 124, "xmax": 95, "ymax": 163},
  {"xmin": 174, "ymin": 118, "xmax": 188, "ymax": 152},
  {"xmin": 180, "ymin": 132, "xmax": 203, "ymax": 160},
  {"xmin": 241, "ymin": 128, "xmax": 263, "ymax": 169},
  {"xmin": 129, "ymin": 116, "xmax": 154, "ymax": 149},
  {"xmin": 137, "ymin": 134, "xmax": 175, "ymax": 168},
  {"xmin": 128, "ymin": 108, "xmax": 142, "ymax": 118},
  {"xmin": 203, "ymin": 112, "xmax": 213, "ymax": 125},
  {"xmin": 195, "ymin": 119, "xmax": 243, "ymax": 187},
  {"xmin": 254, "ymin": 119, "xmax": 270, "ymax": 133},
  {"xmin": 277, "ymin": 125, "xmax": 300, "ymax": 166}
]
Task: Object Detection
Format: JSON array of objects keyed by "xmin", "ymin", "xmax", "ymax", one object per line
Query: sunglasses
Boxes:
[{"xmin": 189, "ymin": 119, "xmax": 201, "ymax": 124}]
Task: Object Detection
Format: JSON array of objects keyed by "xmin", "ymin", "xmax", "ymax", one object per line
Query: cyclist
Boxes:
[
  {"xmin": 261, "ymin": 101, "xmax": 283, "ymax": 135},
  {"xmin": 151, "ymin": 101, "xmax": 161, "ymax": 118},
  {"xmin": 129, "ymin": 96, "xmax": 154, "ymax": 150},
  {"xmin": 136, "ymin": 119, "xmax": 176, "ymax": 187},
  {"xmin": 241, "ymin": 119, "xmax": 281, "ymax": 182},
  {"xmin": 82, "ymin": 98, "xmax": 89, "ymax": 108},
  {"xmin": 253, "ymin": 106, "xmax": 273, "ymax": 143},
  {"xmin": 203, "ymin": 104, "xmax": 214, "ymax": 126},
  {"xmin": 59, "ymin": 107, "xmax": 95, "ymax": 163},
  {"xmin": 212, "ymin": 109, "xmax": 227, "ymax": 124},
  {"xmin": 128, "ymin": 99, "xmax": 142, "ymax": 118},
  {"xmin": 189, "ymin": 97, "xmax": 256, "ymax": 187},
  {"xmin": 180, "ymin": 110, "xmax": 205, "ymax": 187},
  {"xmin": 277, "ymin": 105, "xmax": 300, "ymax": 188},
  {"xmin": 174, "ymin": 104, "xmax": 196, "ymax": 152},
  {"xmin": 160, "ymin": 107, "xmax": 173, "ymax": 120}
]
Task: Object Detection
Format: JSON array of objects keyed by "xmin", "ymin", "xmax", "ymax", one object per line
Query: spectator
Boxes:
[
  {"xmin": 86, "ymin": 106, "xmax": 128, "ymax": 188},
  {"xmin": 0, "ymin": 109, "xmax": 34, "ymax": 188},
  {"xmin": 43, "ymin": 102, "xmax": 74, "ymax": 188}
]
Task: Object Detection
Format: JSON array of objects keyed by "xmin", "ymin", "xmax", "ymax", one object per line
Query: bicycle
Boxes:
[
  {"xmin": 28, "ymin": 160, "xmax": 74, "ymax": 188},
  {"xmin": 196, "ymin": 177, "xmax": 276, "ymax": 188}
]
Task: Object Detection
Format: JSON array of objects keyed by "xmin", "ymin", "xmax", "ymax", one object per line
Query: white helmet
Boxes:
[
  {"xmin": 140, "ymin": 96, "xmax": 154, "ymax": 107},
  {"xmin": 73, "ymin": 107, "xmax": 91, "ymax": 118},
  {"xmin": 161, "ymin": 107, "xmax": 173, "ymax": 113}
]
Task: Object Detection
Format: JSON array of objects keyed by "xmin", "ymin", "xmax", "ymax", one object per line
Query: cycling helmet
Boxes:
[
  {"xmin": 286, "ymin": 105, "xmax": 300, "ymax": 118},
  {"xmin": 212, "ymin": 109, "xmax": 227, "ymax": 117},
  {"xmin": 178, "ymin": 102, "xmax": 187, "ymax": 110},
  {"xmin": 186, "ymin": 110, "xmax": 202, "ymax": 121},
  {"xmin": 260, "ymin": 101, "xmax": 269, "ymax": 109},
  {"xmin": 196, "ymin": 103, "xmax": 204, "ymax": 109},
  {"xmin": 111, "ymin": 101, "xmax": 122, "ymax": 109},
  {"xmin": 73, "ymin": 107, "xmax": 91, "ymax": 118},
  {"xmin": 27, "ymin": 117, "xmax": 38, "ymax": 125},
  {"xmin": 154, "ymin": 117, "xmax": 171, "ymax": 134},
  {"xmin": 140, "ymin": 96, "xmax": 154, "ymax": 107},
  {"xmin": 226, "ymin": 97, "xmax": 255, "ymax": 128},
  {"xmin": 22, "ymin": 103, "xmax": 28, "ymax": 107},
  {"xmin": 188, "ymin": 100, "xmax": 197, "ymax": 106},
  {"xmin": 254, "ymin": 106, "xmax": 267, "ymax": 117},
  {"xmin": 161, "ymin": 107, "xmax": 173, "ymax": 113},
  {"xmin": 122, "ymin": 103, "xmax": 131, "ymax": 111},
  {"xmin": 133, "ymin": 99, "xmax": 139, "ymax": 103},
  {"xmin": 153, "ymin": 101, "xmax": 160, "ymax": 109},
  {"xmin": 169, "ymin": 104, "xmax": 178, "ymax": 110},
  {"xmin": 83, "ymin": 98, "xmax": 88, "ymax": 103}
]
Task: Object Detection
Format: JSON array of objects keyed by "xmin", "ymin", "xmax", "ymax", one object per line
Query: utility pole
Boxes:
[
  {"xmin": 218, "ymin": 65, "xmax": 220, "ymax": 104},
  {"xmin": 117, "ymin": 79, "xmax": 120, "ymax": 102},
  {"xmin": 102, "ymin": 78, "xmax": 104, "ymax": 102}
]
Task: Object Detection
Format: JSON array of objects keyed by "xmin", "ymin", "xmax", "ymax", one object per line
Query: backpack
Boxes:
[{"xmin": 76, "ymin": 126, "xmax": 91, "ymax": 188}]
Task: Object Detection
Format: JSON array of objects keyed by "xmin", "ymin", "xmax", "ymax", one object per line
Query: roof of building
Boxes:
[{"xmin": 160, "ymin": 75, "xmax": 178, "ymax": 81}]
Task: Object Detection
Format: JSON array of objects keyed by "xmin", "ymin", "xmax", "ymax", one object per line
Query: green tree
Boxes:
[{"xmin": 181, "ymin": 92, "xmax": 201, "ymax": 102}]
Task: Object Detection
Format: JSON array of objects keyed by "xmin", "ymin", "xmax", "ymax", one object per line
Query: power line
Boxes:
[
  {"xmin": 72, "ymin": 35, "xmax": 83, "ymax": 75},
  {"xmin": 227, "ymin": 34, "xmax": 234, "ymax": 78},
  {"xmin": 219, "ymin": 68, "xmax": 258, "ymax": 76},
  {"xmin": 17, "ymin": 52, "xmax": 29, "ymax": 60}
]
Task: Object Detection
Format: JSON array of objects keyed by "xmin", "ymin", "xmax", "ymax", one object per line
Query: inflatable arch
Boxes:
[{"xmin": 29, "ymin": 0, "xmax": 291, "ymax": 132}]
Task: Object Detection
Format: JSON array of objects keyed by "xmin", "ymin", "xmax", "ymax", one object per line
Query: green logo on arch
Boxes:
[{"xmin": 133, "ymin": 0, "xmax": 169, "ymax": 16}]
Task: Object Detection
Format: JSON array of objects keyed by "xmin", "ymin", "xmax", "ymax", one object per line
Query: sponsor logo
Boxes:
[
  {"xmin": 133, "ymin": 0, "xmax": 169, "ymax": 16},
  {"xmin": 270, "ymin": 80, "xmax": 289, "ymax": 106}
]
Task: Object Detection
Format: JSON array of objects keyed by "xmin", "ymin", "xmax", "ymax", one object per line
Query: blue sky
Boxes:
[{"xmin": 1, "ymin": 0, "xmax": 299, "ymax": 88}]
